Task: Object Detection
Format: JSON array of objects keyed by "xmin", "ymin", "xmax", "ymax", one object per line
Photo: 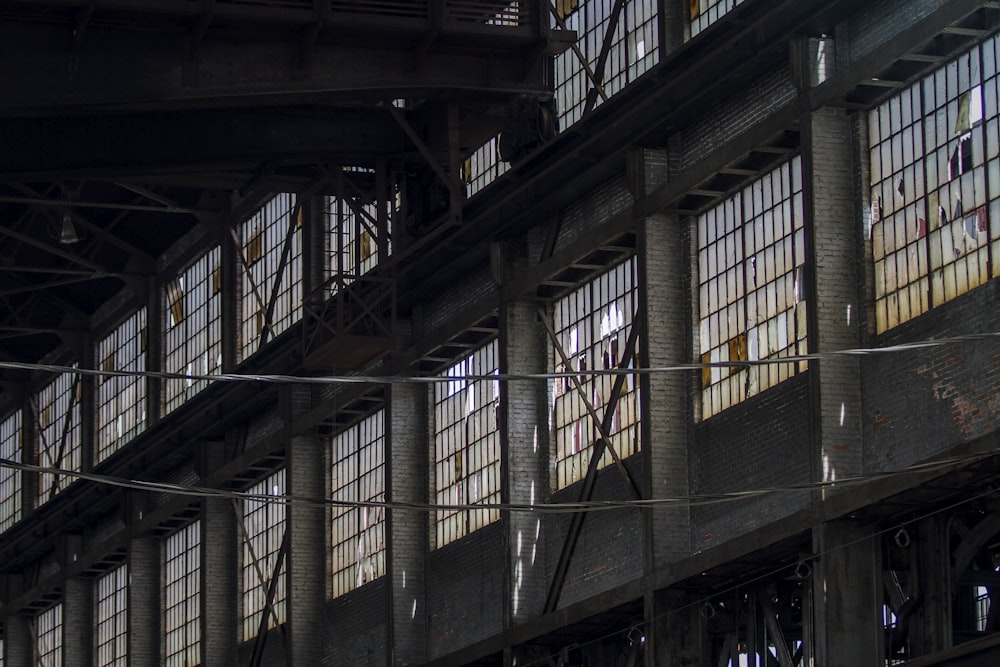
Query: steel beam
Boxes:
[{"xmin": 0, "ymin": 108, "xmax": 408, "ymax": 181}]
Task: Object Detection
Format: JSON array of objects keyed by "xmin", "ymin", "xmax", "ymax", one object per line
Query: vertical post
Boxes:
[
  {"xmin": 129, "ymin": 535, "xmax": 161, "ymax": 665},
  {"xmin": 501, "ymin": 293, "xmax": 550, "ymax": 625},
  {"xmin": 78, "ymin": 333, "xmax": 95, "ymax": 475},
  {"xmin": 286, "ymin": 384, "xmax": 326, "ymax": 664},
  {"xmin": 4, "ymin": 612, "xmax": 33, "ymax": 665},
  {"xmin": 202, "ymin": 441, "xmax": 238, "ymax": 667},
  {"xmin": 647, "ymin": 590, "xmax": 707, "ymax": 666},
  {"xmin": 386, "ymin": 321, "xmax": 428, "ymax": 666},
  {"xmin": 909, "ymin": 515, "xmax": 952, "ymax": 656},
  {"xmin": 634, "ymin": 147, "xmax": 695, "ymax": 665},
  {"xmin": 221, "ymin": 215, "xmax": 240, "ymax": 373},
  {"xmin": 63, "ymin": 534, "xmax": 93, "ymax": 667},
  {"xmin": 147, "ymin": 276, "xmax": 163, "ymax": 429},
  {"xmin": 810, "ymin": 520, "xmax": 881, "ymax": 665},
  {"xmin": 302, "ymin": 195, "xmax": 327, "ymax": 299}
]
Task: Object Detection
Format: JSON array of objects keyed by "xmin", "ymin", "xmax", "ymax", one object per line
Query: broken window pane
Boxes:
[
  {"xmin": 97, "ymin": 309, "xmax": 147, "ymax": 462},
  {"xmin": 697, "ymin": 158, "xmax": 807, "ymax": 419},
  {"xmin": 433, "ymin": 340, "xmax": 500, "ymax": 547},
  {"xmin": 330, "ymin": 411, "xmax": 386, "ymax": 599},
  {"xmin": 870, "ymin": 37, "xmax": 997, "ymax": 332},
  {"xmin": 551, "ymin": 257, "xmax": 640, "ymax": 489}
]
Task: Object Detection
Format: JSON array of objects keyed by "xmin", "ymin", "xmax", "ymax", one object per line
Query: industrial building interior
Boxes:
[{"xmin": 1, "ymin": 0, "xmax": 1000, "ymax": 665}]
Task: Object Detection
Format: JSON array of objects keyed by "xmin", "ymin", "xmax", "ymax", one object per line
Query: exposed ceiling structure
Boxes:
[{"xmin": 0, "ymin": 0, "xmax": 566, "ymax": 384}]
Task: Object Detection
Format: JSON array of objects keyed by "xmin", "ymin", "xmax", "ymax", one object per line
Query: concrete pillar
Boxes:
[
  {"xmin": 202, "ymin": 441, "xmax": 238, "ymax": 667},
  {"xmin": 286, "ymin": 385, "xmax": 326, "ymax": 664},
  {"xmin": 802, "ymin": 106, "xmax": 864, "ymax": 485},
  {"xmin": 386, "ymin": 322, "xmax": 427, "ymax": 666},
  {"xmin": 501, "ymin": 299, "xmax": 549, "ymax": 624},
  {"xmin": 129, "ymin": 536, "xmax": 161, "ymax": 665},
  {"xmin": 810, "ymin": 520, "xmax": 881, "ymax": 665},
  {"xmin": 4, "ymin": 612, "xmax": 33, "ymax": 666}
]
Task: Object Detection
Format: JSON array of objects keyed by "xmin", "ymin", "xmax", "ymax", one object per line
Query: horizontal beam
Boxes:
[
  {"xmin": 0, "ymin": 108, "xmax": 408, "ymax": 181},
  {"xmin": 0, "ymin": 18, "xmax": 553, "ymax": 115}
]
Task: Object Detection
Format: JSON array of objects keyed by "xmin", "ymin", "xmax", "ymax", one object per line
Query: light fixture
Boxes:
[{"xmin": 59, "ymin": 213, "xmax": 80, "ymax": 244}]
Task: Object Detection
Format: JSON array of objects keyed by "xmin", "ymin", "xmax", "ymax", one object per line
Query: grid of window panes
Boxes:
[
  {"xmin": 551, "ymin": 257, "xmax": 640, "ymax": 488},
  {"xmin": 975, "ymin": 585, "xmax": 991, "ymax": 631},
  {"xmin": 36, "ymin": 603, "xmax": 62, "ymax": 667},
  {"xmin": 327, "ymin": 195, "xmax": 386, "ymax": 283},
  {"xmin": 331, "ymin": 410, "xmax": 385, "ymax": 598},
  {"xmin": 165, "ymin": 248, "xmax": 222, "ymax": 414},
  {"xmin": 165, "ymin": 521, "xmax": 200, "ymax": 667},
  {"xmin": 97, "ymin": 309, "xmax": 146, "ymax": 462},
  {"xmin": 240, "ymin": 193, "xmax": 302, "ymax": 360},
  {"xmin": 96, "ymin": 564, "xmax": 128, "ymax": 667},
  {"xmin": 553, "ymin": 0, "xmax": 659, "ymax": 128},
  {"xmin": 241, "ymin": 470, "xmax": 286, "ymax": 641},
  {"xmin": 697, "ymin": 157, "xmax": 807, "ymax": 419},
  {"xmin": 467, "ymin": 136, "xmax": 510, "ymax": 197},
  {"xmin": 36, "ymin": 368, "xmax": 81, "ymax": 503},
  {"xmin": 869, "ymin": 38, "xmax": 1000, "ymax": 332},
  {"xmin": 690, "ymin": 0, "xmax": 747, "ymax": 37},
  {"xmin": 0, "ymin": 411, "xmax": 21, "ymax": 532},
  {"xmin": 433, "ymin": 340, "xmax": 501, "ymax": 547}
]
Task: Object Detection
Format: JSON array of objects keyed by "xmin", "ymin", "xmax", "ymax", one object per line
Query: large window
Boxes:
[
  {"xmin": 328, "ymin": 195, "xmax": 386, "ymax": 281},
  {"xmin": 697, "ymin": 157, "xmax": 807, "ymax": 418},
  {"xmin": 165, "ymin": 248, "xmax": 222, "ymax": 413},
  {"xmin": 433, "ymin": 341, "xmax": 501, "ymax": 547},
  {"xmin": 331, "ymin": 411, "xmax": 385, "ymax": 598},
  {"xmin": 35, "ymin": 368, "xmax": 81, "ymax": 503},
  {"xmin": 0, "ymin": 411, "xmax": 21, "ymax": 532},
  {"xmin": 96, "ymin": 565, "xmax": 128, "ymax": 667},
  {"xmin": 551, "ymin": 258, "xmax": 640, "ymax": 488},
  {"xmin": 690, "ymin": 0, "xmax": 747, "ymax": 37},
  {"xmin": 97, "ymin": 309, "xmax": 146, "ymax": 461},
  {"xmin": 240, "ymin": 194, "xmax": 302, "ymax": 360},
  {"xmin": 466, "ymin": 137, "xmax": 510, "ymax": 197},
  {"xmin": 164, "ymin": 521, "xmax": 200, "ymax": 667},
  {"xmin": 870, "ymin": 38, "xmax": 1000, "ymax": 331},
  {"xmin": 553, "ymin": 0, "xmax": 659, "ymax": 128},
  {"xmin": 241, "ymin": 471, "xmax": 286, "ymax": 641},
  {"xmin": 35, "ymin": 602, "xmax": 62, "ymax": 667}
]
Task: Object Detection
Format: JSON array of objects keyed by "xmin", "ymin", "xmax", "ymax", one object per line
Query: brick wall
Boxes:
[
  {"xmin": 863, "ymin": 281, "xmax": 1000, "ymax": 471},
  {"xmin": 691, "ymin": 375, "xmax": 812, "ymax": 549},
  {"xmin": 326, "ymin": 579, "xmax": 388, "ymax": 666},
  {"xmin": 425, "ymin": 523, "xmax": 505, "ymax": 660}
]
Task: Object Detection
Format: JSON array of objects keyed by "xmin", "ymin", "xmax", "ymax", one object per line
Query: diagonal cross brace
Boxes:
[
  {"xmin": 542, "ymin": 306, "xmax": 642, "ymax": 613},
  {"xmin": 582, "ymin": 0, "xmax": 627, "ymax": 116}
]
